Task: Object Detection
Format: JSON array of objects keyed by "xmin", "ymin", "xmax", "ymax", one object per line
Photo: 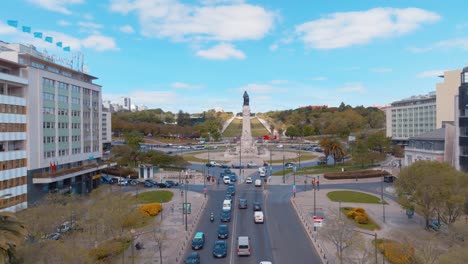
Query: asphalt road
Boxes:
[{"xmin": 186, "ymin": 173, "xmax": 323, "ymax": 264}]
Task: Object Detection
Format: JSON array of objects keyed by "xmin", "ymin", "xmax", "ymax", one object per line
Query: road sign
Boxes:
[
  {"xmin": 292, "ymin": 184, "xmax": 296, "ymax": 193},
  {"xmin": 183, "ymin": 203, "xmax": 191, "ymax": 214},
  {"xmin": 203, "ymin": 187, "xmax": 207, "ymax": 194},
  {"xmin": 313, "ymin": 216, "xmax": 324, "ymax": 227}
]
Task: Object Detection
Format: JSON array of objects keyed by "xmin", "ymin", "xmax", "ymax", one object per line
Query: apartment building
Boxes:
[
  {"xmin": 436, "ymin": 69, "xmax": 462, "ymax": 128},
  {"xmin": 102, "ymin": 105, "xmax": 112, "ymax": 151},
  {"xmin": 386, "ymin": 92, "xmax": 437, "ymax": 145},
  {"xmin": 0, "ymin": 41, "xmax": 111, "ymax": 204},
  {"xmin": 0, "ymin": 58, "xmax": 28, "ymax": 212},
  {"xmin": 458, "ymin": 66, "xmax": 468, "ymax": 172}
]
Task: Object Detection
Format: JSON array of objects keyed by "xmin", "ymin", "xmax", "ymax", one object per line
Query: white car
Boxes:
[
  {"xmin": 254, "ymin": 179, "xmax": 262, "ymax": 187},
  {"xmin": 276, "ymin": 144, "xmax": 283, "ymax": 148},
  {"xmin": 223, "ymin": 176, "xmax": 231, "ymax": 184},
  {"xmin": 260, "ymin": 262, "xmax": 273, "ymax": 264},
  {"xmin": 254, "ymin": 211, "xmax": 264, "ymax": 223},
  {"xmin": 258, "ymin": 167, "xmax": 266, "ymax": 173},
  {"xmin": 246, "ymin": 177, "xmax": 253, "ymax": 184},
  {"xmin": 259, "ymin": 170, "xmax": 266, "ymax": 177}
]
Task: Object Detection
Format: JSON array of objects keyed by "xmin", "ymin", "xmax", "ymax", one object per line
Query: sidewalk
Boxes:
[
  {"xmin": 125, "ymin": 188, "xmax": 207, "ymax": 264},
  {"xmin": 291, "ymin": 185, "xmax": 426, "ymax": 264}
]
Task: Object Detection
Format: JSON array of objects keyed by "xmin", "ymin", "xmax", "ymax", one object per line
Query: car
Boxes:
[
  {"xmin": 224, "ymin": 194, "xmax": 233, "ymax": 202},
  {"xmin": 230, "ymin": 174, "xmax": 237, "ymax": 182},
  {"xmin": 245, "ymin": 177, "xmax": 253, "ymax": 184},
  {"xmin": 217, "ymin": 224, "xmax": 229, "ymax": 239},
  {"xmin": 255, "ymin": 179, "xmax": 262, "ymax": 187},
  {"xmin": 253, "ymin": 202, "xmax": 262, "ymax": 211},
  {"xmin": 317, "ymin": 157, "xmax": 327, "ymax": 165},
  {"xmin": 260, "ymin": 262, "xmax": 273, "ymax": 264},
  {"xmin": 144, "ymin": 179, "xmax": 158, "ymax": 186},
  {"xmin": 247, "ymin": 161, "xmax": 258, "ymax": 168},
  {"xmin": 276, "ymin": 144, "xmax": 283, "ymax": 148},
  {"xmin": 284, "ymin": 162, "xmax": 294, "ymax": 169},
  {"xmin": 227, "ymin": 186, "xmax": 235, "ymax": 195},
  {"xmin": 258, "ymin": 167, "xmax": 266, "ymax": 173},
  {"xmin": 259, "ymin": 170, "xmax": 266, "ymax": 177},
  {"xmin": 220, "ymin": 210, "xmax": 231, "ymax": 222},
  {"xmin": 231, "ymin": 163, "xmax": 244, "ymax": 169},
  {"xmin": 143, "ymin": 181, "xmax": 153, "ymax": 188},
  {"xmin": 110, "ymin": 178, "xmax": 118, "ymax": 184},
  {"xmin": 165, "ymin": 180, "xmax": 179, "ymax": 187},
  {"xmin": 206, "ymin": 161, "xmax": 219, "ymax": 167},
  {"xmin": 156, "ymin": 182, "xmax": 170, "ymax": 188},
  {"xmin": 118, "ymin": 179, "xmax": 129, "ymax": 186},
  {"xmin": 56, "ymin": 221, "xmax": 72, "ymax": 233},
  {"xmin": 43, "ymin": 232, "xmax": 61, "ymax": 240},
  {"xmin": 384, "ymin": 175, "xmax": 397, "ymax": 183},
  {"xmin": 223, "ymin": 176, "xmax": 231, "ymax": 184},
  {"xmin": 239, "ymin": 198, "xmax": 248, "ymax": 209},
  {"xmin": 191, "ymin": 232, "xmax": 205, "ymax": 250},
  {"xmin": 254, "ymin": 211, "xmax": 264, "ymax": 223},
  {"xmin": 220, "ymin": 163, "xmax": 229, "ymax": 168},
  {"xmin": 212, "ymin": 240, "xmax": 228, "ymax": 258},
  {"xmin": 185, "ymin": 252, "xmax": 201, "ymax": 264}
]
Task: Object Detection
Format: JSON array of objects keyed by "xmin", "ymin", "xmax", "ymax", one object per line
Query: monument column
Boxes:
[{"xmin": 241, "ymin": 91, "xmax": 252, "ymax": 151}]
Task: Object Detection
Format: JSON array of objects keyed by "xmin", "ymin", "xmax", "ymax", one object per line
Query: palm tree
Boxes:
[
  {"xmin": 320, "ymin": 137, "xmax": 345, "ymax": 166},
  {"xmin": 0, "ymin": 211, "xmax": 27, "ymax": 264}
]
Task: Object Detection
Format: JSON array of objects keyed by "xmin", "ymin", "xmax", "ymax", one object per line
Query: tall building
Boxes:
[
  {"xmin": 0, "ymin": 58, "xmax": 28, "ymax": 211},
  {"xmin": 0, "ymin": 41, "xmax": 111, "ymax": 206},
  {"xmin": 457, "ymin": 66, "xmax": 468, "ymax": 172},
  {"xmin": 386, "ymin": 92, "xmax": 437, "ymax": 145},
  {"xmin": 122, "ymin": 97, "xmax": 131, "ymax": 111},
  {"xmin": 102, "ymin": 105, "xmax": 112, "ymax": 150},
  {"xmin": 436, "ymin": 69, "xmax": 462, "ymax": 128}
]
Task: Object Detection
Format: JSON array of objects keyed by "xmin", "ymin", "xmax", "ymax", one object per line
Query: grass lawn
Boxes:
[
  {"xmin": 341, "ymin": 207, "xmax": 380, "ymax": 231},
  {"xmin": 182, "ymin": 151, "xmax": 229, "ymax": 163},
  {"xmin": 223, "ymin": 118, "xmax": 242, "ymax": 137},
  {"xmin": 250, "ymin": 118, "xmax": 269, "ymax": 137},
  {"xmin": 137, "ymin": 190, "xmax": 174, "ymax": 203},
  {"xmin": 327, "ymin": 191, "xmax": 382, "ymax": 203}
]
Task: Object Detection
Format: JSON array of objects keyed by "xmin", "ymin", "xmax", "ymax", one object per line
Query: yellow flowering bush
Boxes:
[{"xmin": 139, "ymin": 203, "xmax": 163, "ymax": 217}]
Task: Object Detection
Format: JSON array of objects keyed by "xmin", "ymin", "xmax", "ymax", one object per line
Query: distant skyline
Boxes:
[{"xmin": 0, "ymin": 0, "xmax": 467, "ymax": 113}]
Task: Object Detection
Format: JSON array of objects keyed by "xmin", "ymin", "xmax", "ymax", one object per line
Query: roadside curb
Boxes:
[{"xmin": 290, "ymin": 197, "xmax": 328, "ymax": 264}]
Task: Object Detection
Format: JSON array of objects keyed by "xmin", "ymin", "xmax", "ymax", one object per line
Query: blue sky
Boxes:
[{"xmin": 0, "ymin": 0, "xmax": 467, "ymax": 113}]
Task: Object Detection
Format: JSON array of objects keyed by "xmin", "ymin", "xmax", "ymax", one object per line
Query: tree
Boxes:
[
  {"xmin": 0, "ymin": 211, "xmax": 27, "ymax": 264},
  {"xmin": 285, "ymin": 126, "xmax": 300, "ymax": 139},
  {"xmin": 351, "ymin": 139, "xmax": 371, "ymax": 168},
  {"xmin": 366, "ymin": 131, "xmax": 391, "ymax": 153},
  {"xmin": 321, "ymin": 212, "xmax": 357, "ymax": 264},
  {"xmin": 320, "ymin": 137, "xmax": 345, "ymax": 166},
  {"xmin": 394, "ymin": 160, "xmax": 468, "ymax": 229},
  {"xmin": 176, "ymin": 110, "xmax": 192, "ymax": 127}
]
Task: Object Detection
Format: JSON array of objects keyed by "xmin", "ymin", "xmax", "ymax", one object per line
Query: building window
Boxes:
[{"xmin": 43, "ymin": 92, "xmax": 55, "ymax": 101}]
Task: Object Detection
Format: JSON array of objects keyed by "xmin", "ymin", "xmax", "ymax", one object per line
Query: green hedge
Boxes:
[{"xmin": 324, "ymin": 169, "xmax": 389, "ymax": 180}]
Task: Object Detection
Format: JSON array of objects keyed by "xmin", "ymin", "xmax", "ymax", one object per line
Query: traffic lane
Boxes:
[
  {"xmin": 266, "ymin": 186, "xmax": 322, "ymax": 264},
  {"xmin": 234, "ymin": 184, "xmax": 274, "ymax": 264},
  {"xmin": 185, "ymin": 187, "xmax": 231, "ymax": 263}
]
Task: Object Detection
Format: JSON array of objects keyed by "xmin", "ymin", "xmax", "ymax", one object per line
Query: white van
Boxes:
[
  {"xmin": 222, "ymin": 200, "xmax": 232, "ymax": 211},
  {"xmin": 255, "ymin": 179, "xmax": 262, "ymax": 187},
  {"xmin": 237, "ymin": 236, "xmax": 251, "ymax": 256},
  {"xmin": 254, "ymin": 211, "xmax": 264, "ymax": 223}
]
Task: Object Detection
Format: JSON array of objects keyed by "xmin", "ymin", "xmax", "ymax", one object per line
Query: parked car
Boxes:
[
  {"xmin": 165, "ymin": 180, "xmax": 179, "ymax": 187},
  {"xmin": 231, "ymin": 163, "xmax": 244, "ymax": 169},
  {"xmin": 143, "ymin": 181, "xmax": 153, "ymax": 188},
  {"xmin": 247, "ymin": 161, "xmax": 258, "ymax": 168},
  {"xmin": 144, "ymin": 179, "xmax": 158, "ymax": 187},
  {"xmin": 118, "ymin": 179, "xmax": 129, "ymax": 186},
  {"xmin": 157, "ymin": 182, "xmax": 170, "ymax": 188},
  {"xmin": 128, "ymin": 179, "xmax": 139, "ymax": 186},
  {"xmin": 384, "ymin": 175, "xmax": 397, "ymax": 183}
]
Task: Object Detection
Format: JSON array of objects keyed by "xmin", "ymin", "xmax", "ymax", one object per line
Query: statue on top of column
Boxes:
[{"xmin": 243, "ymin": 91, "xmax": 249, "ymax": 106}]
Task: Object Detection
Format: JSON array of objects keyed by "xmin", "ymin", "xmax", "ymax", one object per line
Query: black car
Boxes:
[
  {"xmin": 384, "ymin": 175, "xmax": 397, "ymax": 183},
  {"xmin": 238, "ymin": 198, "xmax": 248, "ymax": 209},
  {"xmin": 284, "ymin": 162, "xmax": 294, "ymax": 169},
  {"xmin": 253, "ymin": 202, "xmax": 262, "ymax": 211},
  {"xmin": 185, "ymin": 252, "xmax": 200, "ymax": 264},
  {"xmin": 220, "ymin": 210, "xmax": 231, "ymax": 222},
  {"xmin": 227, "ymin": 186, "xmax": 235, "ymax": 196},
  {"xmin": 157, "ymin": 182, "xmax": 170, "ymax": 188},
  {"xmin": 220, "ymin": 163, "xmax": 229, "ymax": 169},
  {"xmin": 144, "ymin": 179, "xmax": 158, "ymax": 186},
  {"xmin": 143, "ymin": 181, "xmax": 153, "ymax": 188},
  {"xmin": 217, "ymin": 224, "xmax": 229, "ymax": 239},
  {"xmin": 212, "ymin": 240, "xmax": 228, "ymax": 258},
  {"xmin": 165, "ymin": 180, "xmax": 179, "ymax": 187}
]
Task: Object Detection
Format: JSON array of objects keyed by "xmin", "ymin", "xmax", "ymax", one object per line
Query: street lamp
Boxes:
[
  {"xmin": 381, "ymin": 166, "xmax": 386, "ymax": 223},
  {"xmin": 313, "ymin": 176, "xmax": 317, "ymax": 231},
  {"xmin": 351, "ymin": 229, "xmax": 378, "ymax": 264},
  {"xmin": 184, "ymin": 173, "xmax": 188, "ymax": 231},
  {"xmin": 282, "ymin": 145, "xmax": 285, "ymax": 184}
]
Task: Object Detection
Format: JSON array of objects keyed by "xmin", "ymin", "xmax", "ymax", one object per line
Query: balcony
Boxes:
[{"xmin": 32, "ymin": 162, "xmax": 116, "ymax": 184}]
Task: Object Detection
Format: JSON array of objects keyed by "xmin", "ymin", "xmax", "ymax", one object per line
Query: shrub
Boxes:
[
  {"xmin": 324, "ymin": 169, "xmax": 389, "ymax": 180},
  {"xmin": 355, "ymin": 214, "xmax": 369, "ymax": 224},
  {"xmin": 346, "ymin": 207, "xmax": 367, "ymax": 219},
  {"xmin": 139, "ymin": 203, "xmax": 163, "ymax": 217},
  {"xmin": 122, "ymin": 210, "xmax": 148, "ymax": 228},
  {"xmin": 377, "ymin": 239, "xmax": 415, "ymax": 264},
  {"xmin": 88, "ymin": 237, "xmax": 130, "ymax": 261}
]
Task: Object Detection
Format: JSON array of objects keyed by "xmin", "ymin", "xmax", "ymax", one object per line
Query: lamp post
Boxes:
[
  {"xmin": 313, "ymin": 176, "xmax": 317, "ymax": 231},
  {"xmin": 282, "ymin": 145, "xmax": 285, "ymax": 184},
  {"xmin": 184, "ymin": 173, "xmax": 188, "ymax": 231},
  {"xmin": 381, "ymin": 166, "xmax": 386, "ymax": 223},
  {"xmin": 351, "ymin": 229, "xmax": 378, "ymax": 264}
]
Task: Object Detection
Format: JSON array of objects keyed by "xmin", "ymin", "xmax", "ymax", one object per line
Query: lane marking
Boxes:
[{"xmin": 229, "ymin": 197, "xmax": 237, "ymax": 263}]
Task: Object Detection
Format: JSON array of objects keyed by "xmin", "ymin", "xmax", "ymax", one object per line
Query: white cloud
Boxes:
[
  {"xmin": 370, "ymin": 68, "xmax": 392, "ymax": 73},
  {"xmin": 109, "ymin": 0, "xmax": 275, "ymax": 42},
  {"xmin": 269, "ymin": 44, "xmax": 278, "ymax": 51},
  {"xmin": 310, "ymin": 76, "xmax": 327, "ymax": 81},
  {"xmin": 57, "ymin": 20, "xmax": 71, "ymax": 26},
  {"xmin": 28, "ymin": 0, "xmax": 84, "ymax": 15},
  {"xmin": 171, "ymin": 82, "xmax": 201, "ymax": 89},
  {"xmin": 409, "ymin": 38, "xmax": 468, "ymax": 53},
  {"xmin": 416, "ymin": 69, "xmax": 446, "ymax": 78},
  {"xmin": 119, "ymin": 25, "xmax": 135, "ymax": 34},
  {"xmin": 296, "ymin": 7, "xmax": 440, "ymax": 49},
  {"xmin": 82, "ymin": 35, "xmax": 119, "ymax": 51},
  {"xmin": 0, "ymin": 23, "xmax": 17, "ymax": 34},
  {"xmin": 200, "ymin": 0, "xmax": 245, "ymax": 5},
  {"xmin": 78, "ymin": 21, "xmax": 103, "ymax": 29},
  {"xmin": 196, "ymin": 43, "xmax": 246, "ymax": 60},
  {"xmin": 336, "ymin": 83, "xmax": 366, "ymax": 93}
]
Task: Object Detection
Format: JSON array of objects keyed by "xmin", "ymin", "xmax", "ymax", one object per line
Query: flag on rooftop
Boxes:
[
  {"xmin": 22, "ymin": 26, "xmax": 31, "ymax": 33},
  {"xmin": 56, "ymin": 42, "xmax": 62, "ymax": 47},
  {"xmin": 63, "ymin": 46, "xmax": 71, "ymax": 52},
  {"xmin": 33, "ymin": 32, "xmax": 43, "ymax": 38},
  {"xmin": 45, "ymin": 36, "xmax": 53, "ymax": 43},
  {"xmin": 6, "ymin": 20, "xmax": 18, "ymax": 27}
]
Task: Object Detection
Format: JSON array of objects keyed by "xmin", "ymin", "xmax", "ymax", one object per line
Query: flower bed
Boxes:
[{"xmin": 324, "ymin": 169, "xmax": 389, "ymax": 180}]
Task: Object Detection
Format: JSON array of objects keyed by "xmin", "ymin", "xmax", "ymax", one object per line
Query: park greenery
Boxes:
[
  {"xmin": 394, "ymin": 160, "xmax": 468, "ymax": 230},
  {"xmin": 327, "ymin": 191, "xmax": 382, "ymax": 204},
  {"xmin": 13, "ymin": 186, "xmax": 167, "ymax": 263}
]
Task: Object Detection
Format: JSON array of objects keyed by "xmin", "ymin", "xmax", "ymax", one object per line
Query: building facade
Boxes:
[
  {"xmin": 0, "ymin": 58, "xmax": 28, "ymax": 211},
  {"xmin": 386, "ymin": 92, "xmax": 437, "ymax": 145},
  {"xmin": 404, "ymin": 128, "xmax": 446, "ymax": 167},
  {"xmin": 102, "ymin": 105, "xmax": 112, "ymax": 151},
  {"xmin": 0, "ymin": 41, "xmax": 111, "ymax": 206},
  {"xmin": 436, "ymin": 69, "xmax": 461, "ymax": 128},
  {"xmin": 122, "ymin": 97, "xmax": 131, "ymax": 111},
  {"xmin": 458, "ymin": 67, "xmax": 468, "ymax": 172}
]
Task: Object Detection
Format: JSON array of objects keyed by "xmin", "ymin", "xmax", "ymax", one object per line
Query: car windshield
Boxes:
[{"xmin": 214, "ymin": 243, "xmax": 225, "ymax": 249}]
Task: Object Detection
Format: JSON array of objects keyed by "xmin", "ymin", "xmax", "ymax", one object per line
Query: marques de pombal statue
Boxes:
[{"xmin": 243, "ymin": 91, "xmax": 249, "ymax": 106}]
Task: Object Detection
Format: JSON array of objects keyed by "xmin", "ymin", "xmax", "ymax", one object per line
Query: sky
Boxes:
[{"xmin": 0, "ymin": 0, "xmax": 467, "ymax": 114}]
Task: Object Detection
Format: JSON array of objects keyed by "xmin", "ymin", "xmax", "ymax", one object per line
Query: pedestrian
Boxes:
[
  {"xmin": 317, "ymin": 180, "xmax": 320, "ymax": 190},
  {"xmin": 312, "ymin": 179, "xmax": 315, "ymax": 189},
  {"xmin": 171, "ymin": 204, "xmax": 174, "ymax": 213}
]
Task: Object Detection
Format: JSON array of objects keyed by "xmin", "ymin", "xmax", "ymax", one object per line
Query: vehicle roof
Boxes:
[
  {"xmin": 238, "ymin": 236, "xmax": 249, "ymax": 243},
  {"xmin": 194, "ymin": 232, "xmax": 204, "ymax": 239}
]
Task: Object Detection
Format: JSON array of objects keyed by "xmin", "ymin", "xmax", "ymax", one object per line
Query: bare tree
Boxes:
[
  {"xmin": 151, "ymin": 226, "xmax": 166, "ymax": 264},
  {"xmin": 321, "ymin": 212, "xmax": 356, "ymax": 264},
  {"xmin": 344, "ymin": 234, "xmax": 375, "ymax": 264}
]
